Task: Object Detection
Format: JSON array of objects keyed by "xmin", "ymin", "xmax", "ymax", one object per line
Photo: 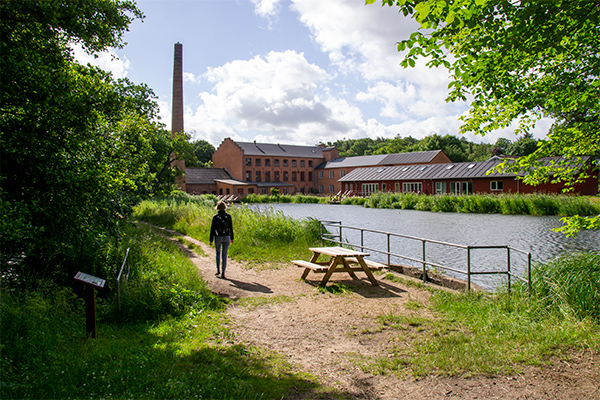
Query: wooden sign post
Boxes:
[{"xmin": 74, "ymin": 272, "xmax": 105, "ymax": 339}]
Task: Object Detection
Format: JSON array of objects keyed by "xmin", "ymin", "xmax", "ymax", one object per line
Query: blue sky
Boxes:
[{"xmin": 74, "ymin": 0, "xmax": 551, "ymax": 148}]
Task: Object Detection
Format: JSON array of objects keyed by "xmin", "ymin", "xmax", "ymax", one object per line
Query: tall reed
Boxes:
[{"xmin": 134, "ymin": 198, "xmax": 323, "ymax": 264}]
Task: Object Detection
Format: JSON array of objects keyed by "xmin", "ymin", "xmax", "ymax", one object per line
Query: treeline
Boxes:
[
  {"xmin": 183, "ymin": 133, "xmax": 538, "ymax": 168},
  {"xmin": 0, "ymin": 1, "xmax": 187, "ymax": 286},
  {"xmin": 320, "ymin": 133, "xmax": 539, "ymax": 162}
]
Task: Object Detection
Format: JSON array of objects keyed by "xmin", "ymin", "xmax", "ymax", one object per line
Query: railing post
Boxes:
[
  {"xmin": 507, "ymin": 247, "xmax": 511, "ymax": 293},
  {"xmin": 339, "ymin": 224, "xmax": 343, "ymax": 245},
  {"xmin": 387, "ymin": 233, "xmax": 391, "ymax": 265},
  {"xmin": 467, "ymin": 246, "xmax": 471, "ymax": 292},
  {"xmin": 422, "ymin": 240, "xmax": 427, "ymax": 283},
  {"xmin": 360, "ymin": 229, "xmax": 364, "ymax": 252},
  {"xmin": 527, "ymin": 252, "xmax": 532, "ymax": 296}
]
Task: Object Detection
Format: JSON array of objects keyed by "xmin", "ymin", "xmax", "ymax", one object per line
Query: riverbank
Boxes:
[{"xmin": 241, "ymin": 192, "xmax": 600, "ymax": 217}]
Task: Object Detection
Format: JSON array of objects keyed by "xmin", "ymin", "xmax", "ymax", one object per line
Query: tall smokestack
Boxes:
[
  {"xmin": 171, "ymin": 42, "xmax": 184, "ymax": 134},
  {"xmin": 171, "ymin": 42, "xmax": 186, "ymax": 191}
]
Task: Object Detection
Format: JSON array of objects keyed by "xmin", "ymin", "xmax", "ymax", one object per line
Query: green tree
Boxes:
[
  {"xmin": 192, "ymin": 139, "xmax": 216, "ymax": 167},
  {"xmin": 507, "ymin": 133, "xmax": 538, "ymax": 157},
  {"xmin": 369, "ymin": 0, "xmax": 599, "ymax": 233},
  {"xmin": 0, "ymin": 0, "xmax": 167, "ymax": 282}
]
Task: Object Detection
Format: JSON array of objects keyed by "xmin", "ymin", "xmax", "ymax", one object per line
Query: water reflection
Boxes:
[{"xmin": 250, "ymin": 203, "xmax": 600, "ymax": 290}]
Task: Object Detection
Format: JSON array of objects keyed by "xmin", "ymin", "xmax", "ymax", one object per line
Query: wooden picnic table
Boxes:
[{"xmin": 292, "ymin": 246, "xmax": 385, "ymax": 287}]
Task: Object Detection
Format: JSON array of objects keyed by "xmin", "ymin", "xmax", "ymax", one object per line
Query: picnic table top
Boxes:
[{"xmin": 308, "ymin": 246, "xmax": 369, "ymax": 257}]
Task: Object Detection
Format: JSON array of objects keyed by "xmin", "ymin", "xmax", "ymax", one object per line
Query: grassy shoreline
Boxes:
[{"xmin": 242, "ymin": 191, "xmax": 600, "ymax": 217}]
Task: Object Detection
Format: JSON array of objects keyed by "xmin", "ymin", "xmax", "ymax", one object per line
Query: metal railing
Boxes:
[
  {"xmin": 116, "ymin": 247, "xmax": 130, "ymax": 312},
  {"xmin": 319, "ymin": 221, "xmax": 531, "ymax": 292}
]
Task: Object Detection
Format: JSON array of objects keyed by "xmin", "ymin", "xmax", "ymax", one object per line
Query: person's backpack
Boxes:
[{"xmin": 214, "ymin": 213, "xmax": 231, "ymax": 237}]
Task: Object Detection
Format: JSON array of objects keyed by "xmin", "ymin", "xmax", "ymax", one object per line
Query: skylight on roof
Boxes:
[
  {"xmin": 419, "ymin": 166, "xmax": 427, "ymax": 171},
  {"xmin": 446, "ymin": 165, "xmax": 454, "ymax": 170},
  {"xmin": 377, "ymin": 168, "xmax": 385, "ymax": 173},
  {"xmin": 402, "ymin": 167, "xmax": 409, "ymax": 171},
  {"xmin": 467, "ymin": 163, "xmax": 475, "ymax": 169}
]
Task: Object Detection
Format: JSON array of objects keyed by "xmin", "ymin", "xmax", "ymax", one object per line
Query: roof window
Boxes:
[
  {"xmin": 467, "ymin": 163, "xmax": 475, "ymax": 169},
  {"xmin": 402, "ymin": 167, "xmax": 409, "ymax": 171},
  {"xmin": 419, "ymin": 166, "xmax": 427, "ymax": 171},
  {"xmin": 446, "ymin": 165, "xmax": 454, "ymax": 170}
]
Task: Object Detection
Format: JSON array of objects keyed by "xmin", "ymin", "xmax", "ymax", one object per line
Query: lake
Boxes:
[{"xmin": 250, "ymin": 203, "xmax": 600, "ymax": 290}]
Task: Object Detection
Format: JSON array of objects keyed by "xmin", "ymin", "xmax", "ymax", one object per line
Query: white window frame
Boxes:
[
  {"xmin": 490, "ymin": 181, "xmax": 504, "ymax": 191},
  {"xmin": 402, "ymin": 182, "xmax": 422, "ymax": 193}
]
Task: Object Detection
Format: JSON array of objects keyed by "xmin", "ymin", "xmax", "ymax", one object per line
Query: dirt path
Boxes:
[{"xmin": 159, "ymin": 226, "xmax": 600, "ymax": 400}]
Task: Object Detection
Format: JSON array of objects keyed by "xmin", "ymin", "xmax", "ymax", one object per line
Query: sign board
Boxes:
[{"xmin": 74, "ymin": 272, "xmax": 105, "ymax": 289}]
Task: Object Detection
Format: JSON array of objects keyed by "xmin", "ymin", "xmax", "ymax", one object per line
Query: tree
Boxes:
[
  {"xmin": 507, "ymin": 133, "xmax": 538, "ymax": 157},
  {"xmin": 0, "ymin": 0, "xmax": 168, "ymax": 282},
  {"xmin": 368, "ymin": 0, "xmax": 600, "ymax": 234},
  {"xmin": 192, "ymin": 139, "xmax": 216, "ymax": 167}
]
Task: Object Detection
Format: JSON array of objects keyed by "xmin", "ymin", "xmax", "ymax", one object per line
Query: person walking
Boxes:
[{"xmin": 209, "ymin": 201, "xmax": 234, "ymax": 279}]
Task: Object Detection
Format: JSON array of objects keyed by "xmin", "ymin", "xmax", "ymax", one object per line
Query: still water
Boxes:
[{"xmin": 250, "ymin": 203, "xmax": 600, "ymax": 290}]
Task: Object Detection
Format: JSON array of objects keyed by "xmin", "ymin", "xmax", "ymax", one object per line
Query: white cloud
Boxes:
[
  {"xmin": 70, "ymin": 44, "xmax": 130, "ymax": 79},
  {"xmin": 250, "ymin": 0, "xmax": 282, "ymax": 18}
]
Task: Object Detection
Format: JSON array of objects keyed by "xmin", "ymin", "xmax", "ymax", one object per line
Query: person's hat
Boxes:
[{"xmin": 216, "ymin": 201, "xmax": 227, "ymax": 210}]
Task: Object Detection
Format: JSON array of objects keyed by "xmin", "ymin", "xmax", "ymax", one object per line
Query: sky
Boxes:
[{"xmin": 73, "ymin": 0, "xmax": 552, "ymax": 148}]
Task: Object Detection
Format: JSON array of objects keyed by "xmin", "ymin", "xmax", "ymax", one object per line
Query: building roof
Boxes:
[
  {"xmin": 338, "ymin": 157, "xmax": 591, "ymax": 182},
  {"xmin": 236, "ymin": 141, "xmax": 326, "ymax": 158},
  {"xmin": 318, "ymin": 149, "xmax": 445, "ymax": 169},
  {"xmin": 186, "ymin": 168, "xmax": 231, "ymax": 184}
]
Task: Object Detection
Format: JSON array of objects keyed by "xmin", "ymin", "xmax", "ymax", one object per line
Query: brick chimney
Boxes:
[{"xmin": 171, "ymin": 42, "xmax": 186, "ymax": 191}]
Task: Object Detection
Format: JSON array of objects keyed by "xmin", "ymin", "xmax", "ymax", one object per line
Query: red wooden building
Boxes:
[{"xmin": 338, "ymin": 157, "xmax": 598, "ymax": 196}]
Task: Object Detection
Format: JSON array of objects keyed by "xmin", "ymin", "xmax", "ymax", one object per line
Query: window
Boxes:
[
  {"xmin": 226, "ymin": 188, "xmax": 230, "ymax": 194},
  {"xmin": 274, "ymin": 159, "xmax": 280, "ymax": 167},
  {"xmin": 274, "ymin": 171, "xmax": 280, "ymax": 181},
  {"xmin": 435, "ymin": 182, "xmax": 446, "ymax": 195},
  {"xmin": 329, "ymin": 185, "xmax": 335, "ymax": 193},
  {"xmin": 403, "ymin": 182, "xmax": 422, "ymax": 193},
  {"xmin": 255, "ymin": 171, "xmax": 261, "ymax": 182},
  {"xmin": 300, "ymin": 160, "xmax": 305, "ymax": 167},
  {"xmin": 382, "ymin": 183, "xmax": 387, "ymax": 191},
  {"xmin": 319, "ymin": 171, "xmax": 323, "ymax": 179},
  {"xmin": 292, "ymin": 172, "xmax": 297, "ymax": 182},
  {"xmin": 283, "ymin": 160, "xmax": 288, "ymax": 167},
  {"xmin": 283, "ymin": 171, "xmax": 289, "ymax": 181},
  {"xmin": 340, "ymin": 170, "xmax": 345, "ymax": 177},
  {"xmin": 265, "ymin": 171, "xmax": 271, "ymax": 182},
  {"xmin": 329, "ymin": 170, "xmax": 334, "ymax": 179},
  {"xmin": 255, "ymin": 158, "xmax": 261, "ymax": 166},
  {"xmin": 245, "ymin": 171, "xmax": 251, "ymax": 182},
  {"xmin": 308, "ymin": 160, "xmax": 313, "ymax": 167},
  {"xmin": 318, "ymin": 185, "xmax": 323, "ymax": 193},
  {"xmin": 450, "ymin": 181, "xmax": 473, "ymax": 195},
  {"xmin": 395, "ymin": 182, "xmax": 400, "ymax": 192},
  {"xmin": 292, "ymin": 160, "xmax": 297, "ymax": 167},
  {"xmin": 362, "ymin": 183, "xmax": 379, "ymax": 195},
  {"xmin": 491, "ymin": 181, "xmax": 504, "ymax": 191},
  {"xmin": 300, "ymin": 171, "xmax": 305, "ymax": 181},
  {"xmin": 246, "ymin": 158, "xmax": 251, "ymax": 166},
  {"xmin": 308, "ymin": 172, "xmax": 313, "ymax": 181},
  {"xmin": 261, "ymin": 188, "xmax": 268, "ymax": 194},
  {"xmin": 265, "ymin": 159, "xmax": 271, "ymax": 167}
]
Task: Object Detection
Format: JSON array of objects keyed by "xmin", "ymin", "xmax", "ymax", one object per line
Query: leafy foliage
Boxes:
[
  {"xmin": 367, "ymin": 0, "xmax": 600, "ymax": 232},
  {"xmin": 0, "ymin": 0, "xmax": 174, "ymax": 283}
]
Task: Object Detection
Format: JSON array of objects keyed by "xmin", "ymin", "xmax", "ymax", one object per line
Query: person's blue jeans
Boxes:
[{"xmin": 214, "ymin": 236, "xmax": 231, "ymax": 275}]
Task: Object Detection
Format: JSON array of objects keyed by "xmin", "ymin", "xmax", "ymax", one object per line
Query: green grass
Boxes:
[
  {"xmin": 366, "ymin": 192, "xmax": 600, "ymax": 216},
  {"xmin": 134, "ymin": 196, "xmax": 324, "ymax": 265},
  {"xmin": 0, "ymin": 224, "xmax": 320, "ymax": 399},
  {"xmin": 354, "ymin": 251, "xmax": 600, "ymax": 377}
]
